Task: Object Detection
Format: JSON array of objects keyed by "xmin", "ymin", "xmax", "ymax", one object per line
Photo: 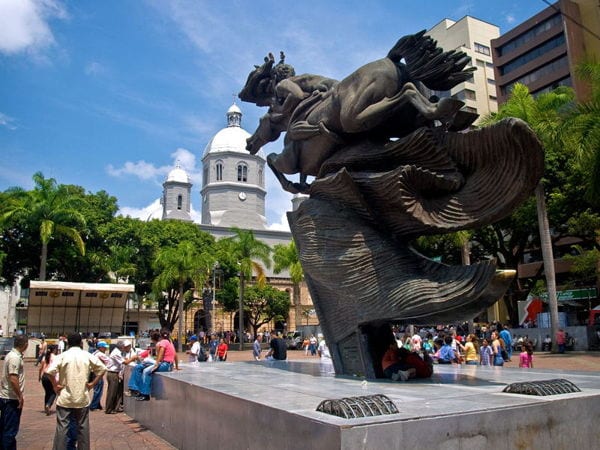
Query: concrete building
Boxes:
[
  {"xmin": 161, "ymin": 165, "xmax": 193, "ymax": 221},
  {"xmin": 491, "ymin": 0, "xmax": 599, "ymax": 104},
  {"xmin": 160, "ymin": 103, "xmax": 315, "ymax": 336},
  {"xmin": 426, "ymin": 16, "xmax": 500, "ymax": 123}
]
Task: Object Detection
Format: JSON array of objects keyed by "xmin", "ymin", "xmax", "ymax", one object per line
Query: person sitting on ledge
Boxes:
[
  {"xmin": 396, "ymin": 347, "xmax": 434, "ymax": 380},
  {"xmin": 382, "ymin": 343, "xmax": 434, "ymax": 381},
  {"xmin": 382, "ymin": 343, "xmax": 412, "ymax": 381},
  {"xmin": 128, "ymin": 330, "xmax": 179, "ymax": 401}
]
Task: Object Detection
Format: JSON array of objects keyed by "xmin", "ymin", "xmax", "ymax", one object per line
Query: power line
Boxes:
[{"xmin": 541, "ymin": 0, "xmax": 600, "ymax": 43}]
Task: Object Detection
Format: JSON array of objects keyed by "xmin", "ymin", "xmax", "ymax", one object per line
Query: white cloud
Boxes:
[
  {"xmin": 0, "ymin": 0, "xmax": 67, "ymax": 56},
  {"xmin": 107, "ymin": 147, "xmax": 203, "ymax": 186},
  {"xmin": 84, "ymin": 61, "xmax": 107, "ymax": 76},
  {"xmin": 267, "ymin": 211, "xmax": 291, "ymax": 232},
  {"xmin": 505, "ymin": 14, "xmax": 516, "ymax": 24},
  {"xmin": 0, "ymin": 112, "xmax": 17, "ymax": 130},
  {"xmin": 118, "ymin": 198, "xmax": 162, "ymax": 221},
  {"xmin": 106, "ymin": 160, "xmax": 166, "ymax": 181}
]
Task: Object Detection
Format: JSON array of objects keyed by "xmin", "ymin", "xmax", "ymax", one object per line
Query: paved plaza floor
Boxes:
[{"xmin": 8, "ymin": 350, "xmax": 600, "ymax": 449}]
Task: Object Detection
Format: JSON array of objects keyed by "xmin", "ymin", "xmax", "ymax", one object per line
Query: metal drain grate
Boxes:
[
  {"xmin": 316, "ymin": 394, "xmax": 398, "ymax": 419},
  {"xmin": 503, "ymin": 379, "xmax": 581, "ymax": 396}
]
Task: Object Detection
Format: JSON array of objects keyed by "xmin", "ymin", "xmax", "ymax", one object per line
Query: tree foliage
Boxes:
[{"xmin": 244, "ymin": 284, "xmax": 290, "ymax": 338}]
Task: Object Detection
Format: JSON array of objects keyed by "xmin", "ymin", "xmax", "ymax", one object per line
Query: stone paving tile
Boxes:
[{"xmin": 8, "ymin": 349, "xmax": 600, "ymax": 449}]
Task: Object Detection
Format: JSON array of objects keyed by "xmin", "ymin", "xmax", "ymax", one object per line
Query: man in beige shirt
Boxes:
[
  {"xmin": 0, "ymin": 334, "xmax": 29, "ymax": 449},
  {"xmin": 46, "ymin": 333, "xmax": 106, "ymax": 450}
]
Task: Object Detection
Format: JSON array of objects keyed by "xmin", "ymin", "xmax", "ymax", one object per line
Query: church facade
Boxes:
[{"xmin": 161, "ymin": 104, "xmax": 315, "ymax": 336}]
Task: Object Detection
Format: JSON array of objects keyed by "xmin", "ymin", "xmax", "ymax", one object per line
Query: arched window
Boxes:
[
  {"xmin": 216, "ymin": 161, "xmax": 223, "ymax": 181},
  {"xmin": 177, "ymin": 195, "xmax": 183, "ymax": 210},
  {"xmin": 237, "ymin": 163, "xmax": 248, "ymax": 182},
  {"xmin": 258, "ymin": 169, "xmax": 263, "ymax": 186}
]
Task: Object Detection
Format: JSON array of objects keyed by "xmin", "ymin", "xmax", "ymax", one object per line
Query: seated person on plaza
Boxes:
[
  {"xmin": 127, "ymin": 330, "xmax": 178, "ymax": 401},
  {"xmin": 396, "ymin": 347, "xmax": 434, "ymax": 380},
  {"xmin": 382, "ymin": 342, "xmax": 406, "ymax": 380},
  {"xmin": 437, "ymin": 335, "xmax": 458, "ymax": 364},
  {"xmin": 382, "ymin": 343, "xmax": 433, "ymax": 381},
  {"xmin": 542, "ymin": 335, "xmax": 552, "ymax": 352}
]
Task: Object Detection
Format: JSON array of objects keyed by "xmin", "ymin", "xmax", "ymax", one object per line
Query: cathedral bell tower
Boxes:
[{"xmin": 200, "ymin": 104, "xmax": 267, "ymax": 229}]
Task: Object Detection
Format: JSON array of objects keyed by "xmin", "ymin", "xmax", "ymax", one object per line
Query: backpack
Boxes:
[{"xmin": 197, "ymin": 345, "xmax": 208, "ymax": 362}]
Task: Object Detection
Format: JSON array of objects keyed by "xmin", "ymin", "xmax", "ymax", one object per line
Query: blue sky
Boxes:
[{"xmin": 0, "ymin": 0, "xmax": 550, "ymax": 230}]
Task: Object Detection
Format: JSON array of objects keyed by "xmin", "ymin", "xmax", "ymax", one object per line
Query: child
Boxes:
[
  {"xmin": 479, "ymin": 338, "xmax": 493, "ymax": 366},
  {"xmin": 519, "ymin": 343, "xmax": 534, "ymax": 368}
]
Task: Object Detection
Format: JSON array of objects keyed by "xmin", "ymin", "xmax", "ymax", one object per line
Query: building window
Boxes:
[
  {"xmin": 500, "ymin": 56, "xmax": 569, "ymax": 96},
  {"xmin": 499, "ymin": 34, "xmax": 566, "ymax": 76},
  {"xmin": 474, "ymin": 42, "xmax": 491, "ymax": 56},
  {"xmin": 497, "ymin": 14, "xmax": 562, "ymax": 57},
  {"xmin": 216, "ymin": 161, "xmax": 223, "ymax": 181},
  {"xmin": 489, "ymin": 95, "xmax": 497, "ymax": 101},
  {"xmin": 237, "ymin": 163, "xmax": 248, "ymax": 182},
  {"xmin": 258, "ymin": 169, "xmax": 263, "ymax": 186},
  {"xmin": 203, "ymin": 167, "xmax": 208, "ymax": 186},
  {"xmin": 463, "ymin": 106, "xmax": 477, "ymax": 114},
  {"xmin": 177, "ymin": 195, "xmax": 183, "ymax": 210},
  {"xmin": 487, "ymin": 78, "xmax": 496, "ymax": 85}
]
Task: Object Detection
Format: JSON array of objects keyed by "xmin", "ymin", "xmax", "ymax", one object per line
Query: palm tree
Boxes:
[
  {"xmin": 153, "ymin": 240, "xmax": 214, "ymax": 351},
  {"xmin": 1, "ymin": 172, "xmax": 86, "ymax": 280},
  {"xmin": 273, "ymin": 240, "xmax": 304, "ymax": 328},
  {"xmin": 221, "ymin": 227, "xmax": 271, "ymax": 348},
  {"xmin": 482, "ymin": 83, "xmax": 574, "ymax": 351},
  {"xmin": 566, "ymin": 60, "xmax": 600, "ymax": 201}
]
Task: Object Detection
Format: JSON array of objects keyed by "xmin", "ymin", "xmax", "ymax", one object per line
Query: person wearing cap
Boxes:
[
  {"xmin": 104, "ymin": 340, "xmax": 129, "ymax": 414},
  {"xmin": 89, "ymin": 341, "xmax": 110, "ymax": 411},
  {"xmin": 186, "ymin": 336, "xmax": 200, "ymax": 364}
]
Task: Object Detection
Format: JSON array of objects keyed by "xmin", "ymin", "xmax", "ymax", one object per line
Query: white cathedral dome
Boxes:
[
  {"xmin": 165, "ymin": 166, "xmax": 190, "ymax": 184},
  {"xmin": 202, "ymin": 104, "xmax": 265, "ymax": 159}
]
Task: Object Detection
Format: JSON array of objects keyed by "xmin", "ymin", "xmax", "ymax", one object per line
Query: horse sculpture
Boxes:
[
  {"xmin": 239, "ymin": 31, "xmax": 477, "ymax": 194},
  {"xmin": 239, "ymin": 31, "xmax": 544, "ymax": 378}
]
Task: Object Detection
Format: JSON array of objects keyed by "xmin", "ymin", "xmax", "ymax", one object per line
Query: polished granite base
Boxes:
[{"xmin": 124, "ymin": 359, "xmax": 600, "ymax": 450}]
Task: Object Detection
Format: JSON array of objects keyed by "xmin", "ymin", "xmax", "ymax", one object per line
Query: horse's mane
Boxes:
[{"xmin": 387, "ymin": 30, "xmax": 476, "ymax": 91}]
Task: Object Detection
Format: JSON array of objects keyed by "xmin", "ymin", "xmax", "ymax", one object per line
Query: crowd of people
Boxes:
[
  {"xmin": 0, "ymin": 322, "xmax": 559, "ymax": 447},
  {"xmin": 389, "ymin": 323, "xmax": 539, "ymax": 371}
]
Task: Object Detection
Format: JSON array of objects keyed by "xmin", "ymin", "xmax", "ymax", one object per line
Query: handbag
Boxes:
[{"xmin": 501, "ymin": 348, "xmax": 509, "ymax": 361}]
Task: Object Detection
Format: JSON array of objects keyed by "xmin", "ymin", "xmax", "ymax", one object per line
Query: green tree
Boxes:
[
  {"xmin": 482, "ymin": 84, "xmax": 574, "ymax": 347},
  {"xmin": 152, "ymin": 240, "xmax": 215, "ymax": 350},
  {"xmin": 244, "ymin": 284, "xmax": 291, "ymax": 338},
  {"xmin": 220, "ymin": 227, "xmax": 271, "ymax": 346},
  {"xmin": 1, "ymin": 172, "xmax": 86, "ymax": 281},
  {"xmin": 273, "ymin": 240, "xmax": 304, "ymax": 328},
  {"xmin": 564, "ymin": 61, "xmax": 600, "ymax": 201}
]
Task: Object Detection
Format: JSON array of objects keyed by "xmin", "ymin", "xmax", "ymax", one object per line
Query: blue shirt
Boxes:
[{"xmin": 439, "ymin": 344, "xmax": 455, "ymax": 362}]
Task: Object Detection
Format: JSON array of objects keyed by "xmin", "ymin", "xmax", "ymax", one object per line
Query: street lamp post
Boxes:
[
  {"xmin": 211, "ymin": 261, "xmax": 219, "ymax": 335},
  {"xmin": 238, "ymin": 271, "xmax": 244, "ymax": 351}
]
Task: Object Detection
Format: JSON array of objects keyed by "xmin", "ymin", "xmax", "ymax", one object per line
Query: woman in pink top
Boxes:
[{"xmin": 134, "ymin": 330, "xmax": 179, "ymax": 401}]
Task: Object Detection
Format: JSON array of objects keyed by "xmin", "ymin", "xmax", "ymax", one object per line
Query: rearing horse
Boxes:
[{"xmin": 239, "ymin": 31, "xmax": 477, "ymax": 194}]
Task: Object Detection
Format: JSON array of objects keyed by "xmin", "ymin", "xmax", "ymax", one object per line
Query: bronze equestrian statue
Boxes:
[{"xmin": 240, "ymin": 31, "xmax": 544, "ymax": 378}]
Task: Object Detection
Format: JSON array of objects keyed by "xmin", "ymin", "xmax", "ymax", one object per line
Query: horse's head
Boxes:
[{"xmin": 246, "ymin": 113, "xmax": 284, "ymax": 155}]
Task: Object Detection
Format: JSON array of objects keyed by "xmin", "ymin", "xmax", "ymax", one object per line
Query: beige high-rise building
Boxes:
[{"xmin": 427, "ymin": 16, "xmax": 500, "ymax": 123}]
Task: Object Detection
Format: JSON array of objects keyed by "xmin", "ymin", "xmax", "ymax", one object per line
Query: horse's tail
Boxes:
[{"xmin": 387, "ymin": 31, "xmax": 475, "ymax": 92}]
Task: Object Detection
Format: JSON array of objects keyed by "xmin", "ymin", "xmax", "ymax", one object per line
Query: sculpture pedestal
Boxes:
[{"xmin": 125, "ymin": 360, "xmax": 600, "ymax": 449}]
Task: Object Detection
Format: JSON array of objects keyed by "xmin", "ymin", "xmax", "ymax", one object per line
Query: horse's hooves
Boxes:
[{"xmin": 292, "ymin": 182, "xmax": 311, "ymax": 194}]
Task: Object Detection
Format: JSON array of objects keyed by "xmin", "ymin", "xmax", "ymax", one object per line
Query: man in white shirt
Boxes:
[
  {"xmin": 317, "ymin": 338, "xmax": 331, "ymax": 360},
  {"xmin": 46, "ymin": 333, "xmax": 106, "ymax": 450},
  {"xmin": 0, "ymin": 335, "xmax": 28, "ymax": 449}
]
